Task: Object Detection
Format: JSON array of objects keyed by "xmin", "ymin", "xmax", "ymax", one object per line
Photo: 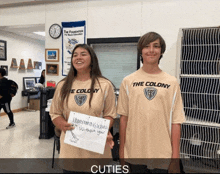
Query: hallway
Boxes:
[{"xmin": 0, "ymin": 111, "xmax": 62, "ymax": 173}]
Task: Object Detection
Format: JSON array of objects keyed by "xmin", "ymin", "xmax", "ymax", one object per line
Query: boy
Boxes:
[{"xmin": 117, "ymin": 32, "xmax": 185, "ymax": 173}]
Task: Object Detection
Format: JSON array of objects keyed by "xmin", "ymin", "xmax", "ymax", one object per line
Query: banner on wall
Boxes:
[{"xmin": 62, "ymin": 21, "xmax": 86, "ymax": 76}]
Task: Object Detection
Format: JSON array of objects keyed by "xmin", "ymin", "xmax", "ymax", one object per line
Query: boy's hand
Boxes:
[
  {"xmin": 106, "ymin": 131, "xmax": 114, "ymax": 149},
  {"xmin": 168, "ymin": 159, "xmax": 180, "ymax": 173}
]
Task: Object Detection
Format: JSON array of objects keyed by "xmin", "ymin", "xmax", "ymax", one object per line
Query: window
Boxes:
[{"xmin": 88, "ymin": 37, "xmax": 140, "ymax": 88}]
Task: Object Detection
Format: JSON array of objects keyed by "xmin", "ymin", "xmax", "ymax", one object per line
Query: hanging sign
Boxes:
[{"xmin": 62, "ymin": 21, "xmax": 86, "ymax": 76}]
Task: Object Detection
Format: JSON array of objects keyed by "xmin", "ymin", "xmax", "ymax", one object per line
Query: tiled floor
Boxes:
[{"xmin": 0, "ymin": 110, "xmax": 62, "ymax": 173}]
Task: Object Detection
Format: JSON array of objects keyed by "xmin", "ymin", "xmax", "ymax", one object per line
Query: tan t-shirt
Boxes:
[
  {"xmin": 50, "ymin": 77, "xmax": 117, "ymax": 171},
  {"xmin": 117, "ymin": 68, "xmax": 185, "ymax": 165}
]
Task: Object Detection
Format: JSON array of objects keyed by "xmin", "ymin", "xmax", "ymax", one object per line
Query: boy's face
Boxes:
[{"xmin": 141, "ymin": 39, "xmax": 162, "ymax": 65}]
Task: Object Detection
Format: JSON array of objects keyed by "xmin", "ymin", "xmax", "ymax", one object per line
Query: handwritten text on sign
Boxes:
[{"xmin": 64, "ymin": 111, "xmax": 110, "ymax": 154}]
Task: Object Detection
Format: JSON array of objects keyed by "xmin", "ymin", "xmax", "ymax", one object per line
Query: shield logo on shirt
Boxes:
[
  {"xmin": 74, "ymin": 94, "xmax": 87, "ymax": 106},
  {"xmin": 144, "ymin": 87, "xmax": 157, "ymax": 100}
]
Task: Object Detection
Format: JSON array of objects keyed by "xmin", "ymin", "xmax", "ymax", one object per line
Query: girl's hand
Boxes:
[{"xmin": 61, "ymin": 122, "xmax": 74, "ymax": 133}]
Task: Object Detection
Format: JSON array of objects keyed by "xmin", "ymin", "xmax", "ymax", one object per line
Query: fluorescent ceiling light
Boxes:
[{"xmin": 33, "ymin": 32, "xmax": 45, "ymax": 36}]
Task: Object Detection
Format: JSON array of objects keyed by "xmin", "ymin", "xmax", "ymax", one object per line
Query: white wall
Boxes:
[
  {"xmin": 87, "ymin": 0, "xmax": 142, "ymax": 38},
  {"xmin": 44, "ymin": 0, "xmax": 88, "ymax": 83},
  {"xmin": 45, "ymin": 0, "xmax": 220, "ymax": 81},
  {"xmin": 0, "ymin": 30, "xmax": 45, "ymax": 110},
  {"xmin": 141, "ymin": 0, "xmax": 220, "ymax": 78},
  {"xmin": 0, "ymin": 4, "xmax": 45, "ymax": 26},
  {"xmin": 1, "ymin": 0, "xmax": 220, "ymax": 95}
]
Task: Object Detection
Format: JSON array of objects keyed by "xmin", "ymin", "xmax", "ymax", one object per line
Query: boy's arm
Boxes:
[
  {"xmin": 171, "ymin": 123, "xmax": 181, "ymax": 158},
  {"xmin": 104, "ymin": 116, "xmax": 114, "ymax": 149},
  {"xmin": 169, "ymin": 123, "xmax": 181, "ymax": 173}
]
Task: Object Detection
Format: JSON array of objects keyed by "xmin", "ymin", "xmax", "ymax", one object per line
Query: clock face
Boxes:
[{"xmin": 49, "ymin": 24, "xmax": 62, "ymax": 39}]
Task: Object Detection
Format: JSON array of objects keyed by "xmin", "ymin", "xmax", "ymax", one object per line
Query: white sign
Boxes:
[
  {"xmin": 62, "ymin": 21, "xmax": 86, "ymax": 76},
  {"xmin": 64, "ymin": 111, "xmax": 110, "ymax": 154}
]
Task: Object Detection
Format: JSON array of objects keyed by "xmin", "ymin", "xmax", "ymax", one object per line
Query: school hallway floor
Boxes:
[{"xmin": 0, "ymin": 110, "xmax": 62, "ymax": 173}]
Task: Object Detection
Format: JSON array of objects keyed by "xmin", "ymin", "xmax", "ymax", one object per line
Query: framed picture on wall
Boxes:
[
  {"xmin": 23, "ymin": 77, "xmax": 36, "ymax": 90},
  {"xmin": 34, "ymin": 61, "xmax": 42, "ymax": 69},
  {"xmin": 35, "ymin": 77, "xmax": 40, "ymax": 83},
  {"xmin": 46, "ymin": 64, "xmax": 59, "ymax": 76},
  {"xmin": 0, "ymin": 40, "xmax": 7, "ymax": 61},
  {"xmin": 0, "ymin": 65, "xmax": 8, "ymax": 76},
  {"xmin": 45, "ymin": 49, "xmax": 59, "ymax": 62}
]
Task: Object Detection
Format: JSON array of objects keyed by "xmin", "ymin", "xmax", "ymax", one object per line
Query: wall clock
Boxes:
[{"xmin": 49, "ymin": 24, "xmax": 62, "ymax": 39}]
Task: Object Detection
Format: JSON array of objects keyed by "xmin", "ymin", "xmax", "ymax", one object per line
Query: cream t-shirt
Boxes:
[
  {"xmin": 117, "ymin": 68, "xmax": 185, "ymax": 167},
  {"xmin": 50, "ymin": 77, "xmax": 117, "ymax": 171}
]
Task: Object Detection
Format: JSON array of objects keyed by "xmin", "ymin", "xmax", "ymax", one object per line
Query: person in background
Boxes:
[
  {"xmin": 117, "ymin": 32, "xmax": 185, "ymax": 173},
  {"xmin": 31, "ymin": 69, "xmax": 45, "ymax": 99},
  {"xmin": 50, "ymin": 44, "xmax": 117, "ymax": 173},
  {"xmin": 0, "ymin": 68, "xmax": 16, "ymax": 129},
  {"xmin": 39, "ymin": 69, "xmax": 45, "ymax": 86}
]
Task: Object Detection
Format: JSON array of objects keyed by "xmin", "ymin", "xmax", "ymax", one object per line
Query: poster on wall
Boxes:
[{"xmin": 62, "ymin": 21, "xmax": 86, "ymax": 76}]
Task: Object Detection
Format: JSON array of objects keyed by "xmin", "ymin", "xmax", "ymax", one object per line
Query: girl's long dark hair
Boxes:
[
  {"xmin": 60, "ymin": 44, "xmax": 113, "ymax": 108},
  {"xmin": 39, "ymin": 69, "xmax": 45, "ymax": 84}
]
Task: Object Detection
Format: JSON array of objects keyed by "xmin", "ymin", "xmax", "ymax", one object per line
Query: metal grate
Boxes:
[
  {"xmin": 180, "ymin": 28, "xmax": 220, "ymax": 172},
  {"xmin": 180, "ymin": 123, "xmax": 220, "ymax": 172}
]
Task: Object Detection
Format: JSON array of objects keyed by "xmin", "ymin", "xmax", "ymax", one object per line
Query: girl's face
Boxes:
[
  {"xmin": 141, "ymin": 39, "xmax": 162, "ymax": 65},
  {"xmin": 72, "ymin": 47, "xmax": 91, "ymax": 72}
]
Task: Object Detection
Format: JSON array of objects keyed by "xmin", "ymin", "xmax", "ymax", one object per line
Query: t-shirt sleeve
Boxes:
[
  {"xmin": 103, "ymin": 82, "xmax": 117, "ymax": 119},
  {"xmin": 172, "ymin": 83, "xmax": 186, "ymax": 124},
  {"xmin": 117, "ymin": 79, "xmax": 129, "ymax": 117},
  {"xmin": 49, "ymin": 82, "xmax": 64, "ymax": 121}
]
